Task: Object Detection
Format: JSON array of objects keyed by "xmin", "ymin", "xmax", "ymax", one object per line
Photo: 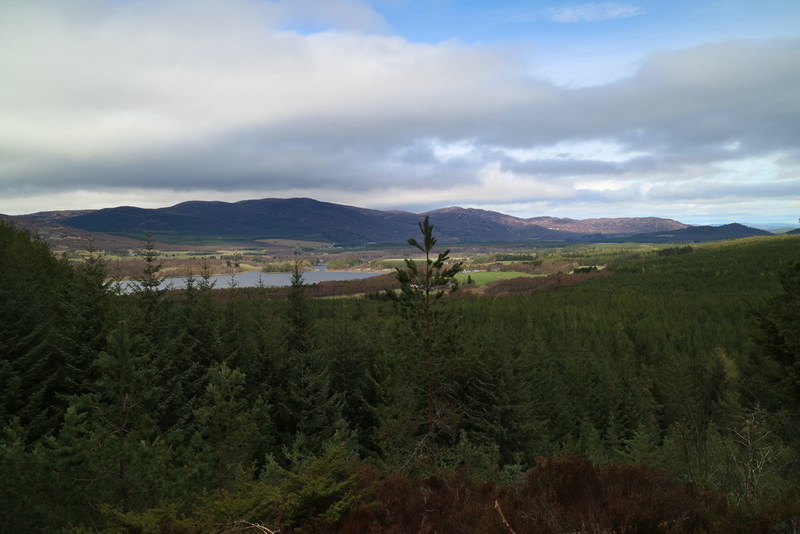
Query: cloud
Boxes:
[
  {"xmin": 0, "ymin": 1, "xmax": 797, "ymax": 224},
  {"xmin": 273, "ymin": 0, "xmax": 389, "ymax": 33},
  {"xmin": 548, "ymin": 3, "xmax": 644, "ymax": 23}
]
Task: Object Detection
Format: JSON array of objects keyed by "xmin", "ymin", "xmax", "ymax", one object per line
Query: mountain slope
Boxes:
[
  {"xmin": 1, "ymin": 213, "xmax": 149, "ymax": 252},
  {"xmin": 626, "ymin": 223, "xmax": 772, "ymax": 243},
  {"xmin": 528, "ymin": 216, "xmax": 688, "ymax": 236},
  {"xmin": 23, "ymin": 197, "xmax": 733, "ymax": 245}
]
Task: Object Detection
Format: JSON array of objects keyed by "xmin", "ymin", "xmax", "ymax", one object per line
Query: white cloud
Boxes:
[
  {"xmin": 500, "ymin": 140, "xmax": 648, "ymax": 164},
  {"xmin": 549, "ymin": 3, "xmax": 644, "ymax": 24}
]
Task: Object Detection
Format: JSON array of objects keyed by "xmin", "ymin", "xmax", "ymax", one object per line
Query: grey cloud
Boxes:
[
  {"xmin": 644, "ymin": 178, "xmax": 800, "ymax": 203},
  {"xmin": 0, "ymin": 1, "xmax": 797, "ymax": 221},
  {"xmin": 499, "ymin": 157, "xmax": 628, "ymax": 176}
]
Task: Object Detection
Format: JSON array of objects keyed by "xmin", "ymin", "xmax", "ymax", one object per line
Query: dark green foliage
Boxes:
[
  {"xmin": 750, "ymin": 251, "xmax": 800, "ymax": 407},
  {"xmin": 262, "ymin": 259, "xmax": 315, "ymax": 272},
  {"xmin": 0, "ymin": 221, "xmax": 74, "ymax": 439},
  {"xmin": 326, "ymin": 257, "xmax": 367, "ymax": 270},
  {"xmin": 386, "ymin": 216, "xmax": 463, "ymax": 473},
  {"xmin": 192, "ymin": 362, "xmax": 270, "ymax": 489},
  {"xmin": 58, "ymin": 238, "xmax": 112, "ymax": 400},
  {"xmin": 130, "ymin": 232, "xmax": 167, "ymax": 321},
  {"xmin": 269, "ymin": 263, "xmax": 348, "ymax": 467},
  {"xmin": 3, "ymin": 224, "xmax": 800, "ymax": 531},
  {"xmin": 287, "ymin": 261, "xmax": 314, "ymax": 355},
  {"xmin": 321, "ymin": 298, "xmax": 392, "ymax": 460},
  {"xmin": 657, "ymin": 245, "xmax": 694, "ymax": 257},
  {"xmin": 747, "ymin": 244, "xmax": 800, "ymax": 489},
  {"xmin": 276, "ymin": 444, "xmax": 361, "ymax": 530},
  {"xmin": 0, "ymin": 419, "xmax": 53, "ymax": 531},
  {"xmin": 64, "ymin": 321, "xmax": 170, "ymax": 513}
]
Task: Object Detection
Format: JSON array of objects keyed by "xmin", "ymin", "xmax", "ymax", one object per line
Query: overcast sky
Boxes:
[{"xmin": 1, "ymin": 0, "xmax": 798, "ymax": 224}]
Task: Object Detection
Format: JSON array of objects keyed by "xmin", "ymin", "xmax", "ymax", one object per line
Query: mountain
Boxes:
[
  {"xmin": 20, "ymin": 197, "xmax": 770, "ymax": 246},
  {"xmin": 40, "ymin": 198, "xmax": 691, "ymax": 245},
  {"xmin": 526, "ymin": 216, "xmax": 689, "ymax": 236},
  {"xmin": 52, "ymin": 199, "xmax": 422, "ymax": 245}
]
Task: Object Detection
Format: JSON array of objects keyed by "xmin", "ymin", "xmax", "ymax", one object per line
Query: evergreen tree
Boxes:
[
  {"xmin": 453, "ymin": 343, "xmax": 544, "ymax": 470},
  {"xmin": 386, "ymin": 216, "xmax": 462, "ymax": 473},
  {"xmin": 130, "ymin": 232, "xmax": 167, "ymax": 320},
  {"xmin": 323, "ymin": 298, "xmax": 391, "ymax": 461},
  {"xmin": 749, "ymin": 247, "xmax": 800, "ymax": 486},
  {"xmin": 0, "ymin": 221, "xmax": 72, "ymax": 439},
  {"xmin": 271, "ymin": 262, "xmax": 346, "ymax": 467},
  {"xmin": 60, "ymin": 321, "xmax": 173, "ymax": 514},
  {"xmin": 129, "ymin": 235, "xmax": 203, "ymax": 434},
  {"xmin": 192, "ymin": 362, "xmax": 270, "ymax": 489},
  {"xmin": 286, "ymin": 260, "xmax": 313, "ymax": 355},
  {"xmin": 751, "ymin": 252, "xmax": 800, "ymax": 408},
  {"xmin": 58, "ymin": 237, "xmax": 112, "ymax": 398}
]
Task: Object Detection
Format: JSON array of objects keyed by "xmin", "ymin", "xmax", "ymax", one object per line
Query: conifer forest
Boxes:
[{"xmin": 2, "ymin": 218, "xmax": 800, "ymax": 533}]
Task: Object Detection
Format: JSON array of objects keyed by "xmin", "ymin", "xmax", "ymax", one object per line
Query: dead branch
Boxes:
[
  {"xmin": 494, "ymin": 500, "xmax": 518, "ymax": 534},
  {"xmin": 223, "ymin": 520, "xmax": 279, "ymax": 533}
]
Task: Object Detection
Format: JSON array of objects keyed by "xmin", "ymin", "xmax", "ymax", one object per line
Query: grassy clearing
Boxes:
[
  {"xmin": 456, "ymin": 271, "xmax": 537, "ymax": 286},
  {"xmin": 255, "ymin": 238, "xmax": 334, "ymax": 248}
]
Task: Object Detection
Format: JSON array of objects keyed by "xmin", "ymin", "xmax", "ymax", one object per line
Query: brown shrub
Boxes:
[{"xmin": 329, "ymin": 455, "xmax": 766, "ymax": 534}]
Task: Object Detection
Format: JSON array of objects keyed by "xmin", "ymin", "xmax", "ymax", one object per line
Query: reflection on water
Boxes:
[{"xmin": 158, "ymin": 265, "xmax": 382, "ymax": 290}]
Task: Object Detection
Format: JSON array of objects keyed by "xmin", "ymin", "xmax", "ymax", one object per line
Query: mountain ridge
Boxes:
[{"xmin": 12, "ymin": 197, "xmax": 770, "ymax": 246}]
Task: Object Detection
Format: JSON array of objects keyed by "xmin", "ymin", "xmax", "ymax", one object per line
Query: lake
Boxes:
[{"xmin": 157, "ymin": 265, "xmax": 384, "ymax": 290}]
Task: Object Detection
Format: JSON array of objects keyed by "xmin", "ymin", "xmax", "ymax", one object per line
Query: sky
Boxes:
[{"xmin": 1, "ymin": 0, "xmax": 798, "ymax": 225}]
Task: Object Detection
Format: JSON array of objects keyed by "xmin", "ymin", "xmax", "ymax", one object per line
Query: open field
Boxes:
[{"xmin": 456, "ymin": 270, "xmax": 538, "ymax": 286}]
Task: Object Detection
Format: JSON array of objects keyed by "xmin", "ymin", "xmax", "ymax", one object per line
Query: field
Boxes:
[
  {"xmin": 456, "ymin": 270, "xmax": 539, "ymax": 286},
  {"xmin": 72, "ymin": 236, "xmax": 673, "ymax": 287}
]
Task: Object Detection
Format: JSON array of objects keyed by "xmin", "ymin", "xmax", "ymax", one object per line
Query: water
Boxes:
[{"xmin": 157, "ymin": 265, "xmax": 384, "ymax": 290}]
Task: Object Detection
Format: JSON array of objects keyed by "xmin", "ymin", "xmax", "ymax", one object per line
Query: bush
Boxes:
[{"xmin": 334, "ymin": 455, "xmax": 764, "ymax": 534}]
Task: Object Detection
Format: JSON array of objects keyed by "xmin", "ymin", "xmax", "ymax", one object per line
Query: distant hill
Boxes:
[
  {"xmin": 625, "ymin": 223, "xmax": 772, "ymax": 243},
  {"xmin": 28, "ymin": 198, "xmax": 689, "ymax": 245},
  {"xmin": 18, "ymin": 197, "xmax": 769, "ymax": 246},
  {"xmin": 526, "ymin": 216, "xmax": 688, "ymax": 236}
]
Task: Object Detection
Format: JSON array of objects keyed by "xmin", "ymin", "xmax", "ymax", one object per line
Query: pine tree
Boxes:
[
  {"xmin": 59, "ymin": 237, "xmax": 112, "ymax": 398},
  {"xmin": 386, "ymin": 216, "xmax": 462, "ymax": 473},
  {"xmin": 0, "ymin": 221, "xmax": 72, "ymax": 439},
  {"xmin": 63, "ymin": 321, "xmax": 171, "ymax": 513},
  {"xmin": 130, "ymin": 232, "xmax": 167, "ymax": 319},
  {"xmin": 751, "ymin": 252, "xmax": 800, "ymax": 407},
  {"xmin": 286, "ymin": 260, "xmax": 313, "ymax": 355},
  {"xmin": 192, "ymin": 362, "xmax": 270, "ymax": 489},
  {"xmin": 748, "ymin": 247, "xmax": 800, "ymax": 486},
  {"xmin": 271, "ymin": 262, "xmax": 346, "ymax": 467}
]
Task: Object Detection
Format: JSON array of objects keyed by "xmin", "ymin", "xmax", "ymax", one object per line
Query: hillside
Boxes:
[
  {"xmin": 27, "ymin": 197, "xmax": 697, "ymax": 245},
  {"xmin": 527, "ymin": 215, "xmax": 688, "ymax": 236},
  {"xmin": 625, "ymin": 222, "xmax": 772, "ymax": 243},
  {"xmin": 0, "ymin": 213, "xmax": 149, "ymax": 252}
]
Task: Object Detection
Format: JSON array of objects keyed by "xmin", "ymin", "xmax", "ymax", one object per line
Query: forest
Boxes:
[{"xmin": 1, "ymin": 218, "xmax": 799, "ymax": 533}]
